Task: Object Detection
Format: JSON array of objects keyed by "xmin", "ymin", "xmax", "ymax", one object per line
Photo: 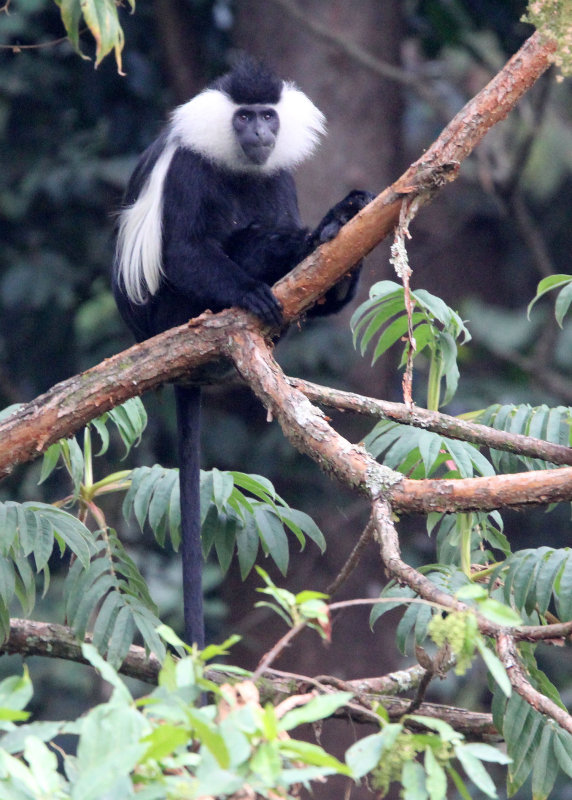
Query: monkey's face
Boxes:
[{"xmin": 232, "ymin": 105, "xmax": 280, "ymax": 166}]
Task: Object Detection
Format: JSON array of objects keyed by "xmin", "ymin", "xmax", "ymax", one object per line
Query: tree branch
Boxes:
[
  {"xmin": 2, "ymin": 618, "xmax": 496, "ymax": 736},
  {"xmin": 497, "ymin": 633, "xmax": 572, "ymax": 734},
  {"xmin": 290, "ymin": 377, "xmax": 572, "ymax": 466}
]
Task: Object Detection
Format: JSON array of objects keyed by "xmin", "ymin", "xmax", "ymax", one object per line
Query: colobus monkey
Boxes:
[{"xmin": 113, "ymin": 56, "xmax": 373, "ymax": 648}]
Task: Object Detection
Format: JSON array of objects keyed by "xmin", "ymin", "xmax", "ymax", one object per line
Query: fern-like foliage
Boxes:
[
  {"xmin": 122, "ymin": 464, "xmax": 181, "ymax": 550},
  {"xmin": 351, "ymin": 280, "xmax": 470, "ymax": 406},
  {"xmin": 364, "ymin": 420, "xmax": 494, "ymax": 479},
  {"xmin": 471, "ymin": 403, "xmax": 572, "ymax": 473},
  {"xmin": 428, "ymin": 510, "xmax": 510, "ymax": 566},
  {"xmin": 40, "ymin": 396, "xmax": 148, "ymax": 494},
  {"xmin": 65, "ymin": 535, "xmax": 165, "ymax": 667},
  {"xmin": 488, "ymin": 546, "xmax": 572, "ymax": 621},
  {"xmin": 492, "ymin": 645, "xmax": 572, "ymax": 799},
  {"xmin": 0, "ymin": 502, "xmax": 93, "ymax": 642},
  {"xmin": 528, "ymin": 273, "xmax": 572, "ymax": 326},
  {"xmin": 124, "ymin": 466, "xmax": 326, "ymax": 579}
]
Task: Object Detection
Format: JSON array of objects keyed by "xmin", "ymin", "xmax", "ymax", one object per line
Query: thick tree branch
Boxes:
[
  {"xmin": 389, "ymin": 466, "xmax": 572, "ymax": 514},
  {"xmin": 273, "ymin": 31, "xmax": 557, "ymax": 320},
  {"xmin": 2, "ymin": 618, "xmax": 496, "ymax": 736}
]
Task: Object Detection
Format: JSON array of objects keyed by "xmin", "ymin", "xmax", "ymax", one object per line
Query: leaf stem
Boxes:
[
  {"xmin": 459, "ymin": 513, "xmax": 473, "ymax": 577},
  {"xmin": 427, "ymin": 348, "xmax": 442, "ymax": 412}
]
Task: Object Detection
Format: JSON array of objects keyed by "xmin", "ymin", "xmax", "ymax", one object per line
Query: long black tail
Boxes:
[{"xmin": 174, "ymin": 384, "xmax": 205, "ymax": 648}]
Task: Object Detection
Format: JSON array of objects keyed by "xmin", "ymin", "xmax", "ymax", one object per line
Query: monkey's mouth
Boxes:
[{"xmin": 241, "ymin": 142, "xmax": 275, "ymax": 165}]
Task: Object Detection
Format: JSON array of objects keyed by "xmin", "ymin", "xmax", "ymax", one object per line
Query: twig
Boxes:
[
  {"xmin": 252, "ymin": 622, "xmax": 305, "ymax": 680},
  {"xmin": 326, "ymin": 517, "xmax": 375, "ymax": 596}
]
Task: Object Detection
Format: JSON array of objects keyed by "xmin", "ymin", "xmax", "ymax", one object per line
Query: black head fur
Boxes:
[{"xmin": 213, "ymin": 55, "xmax": 283, "ymax": 105}]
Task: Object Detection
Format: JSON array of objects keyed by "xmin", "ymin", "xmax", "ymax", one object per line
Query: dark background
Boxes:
[{"xmin": 2, "ymin": 1, "xmax": 572, "ymax": 796}]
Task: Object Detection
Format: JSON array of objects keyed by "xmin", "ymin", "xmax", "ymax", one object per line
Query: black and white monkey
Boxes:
[{"xmin": 113, "ymin": 56, "xmax": 373, "ymax": 648}]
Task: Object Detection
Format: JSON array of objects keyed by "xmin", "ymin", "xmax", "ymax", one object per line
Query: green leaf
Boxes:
[
  {"xmin": 371, "ymin": 312, "xmax": 425, "ymax": 364},
  {"xmin": 505, "ymin": 696, "xmax": 542, "ymax": 795},
  {"xmin": 477, "ymin": 599, "xmax": 521, "ymax": 627},
  {"xmin": 141, "ymin": 724, "xmax": 189, "ymax": 762},
  {"xmin": 555, "ymin": 281, "xmax": 572, "ymax": 326},
  {"xmin": 211, "ymin": 468, "xmax": 235, "ymax": 512},
  {"xmin": 105, "ymin": 604, "xmax": 136, "ymax": 668},
  {"xmin": 0, "ymin": 669, "xmax": 33, "ymax": 712},
  {"xmin": 54, "ymin": 0, "xmax": 85, "ymax": 54},
  {"xmin": 475, "ymin": 639, "xmax": 511, "ymax": 697},
  {"xmin": 235, "ymin": 516, "xmax": 260, "ymax": 579},
  {"xmin": 81, "ymin": 643, "xmax": 132, "ymax": 700},
  {"xmin": 402, "ymin": 760, "xmax": 429, "ymax": 800},
  {"xmin": 73, "ymin": 706, "xmax": 146, "ymax": 800},
  {"xmin": 407, "ymin": 716, "xmax": 459, "ymax": 743},
  {"xmin": 39, "ymin": 442, "xmax": 63, "ymax": 484},
  {"xmin": 106, "ymin": 397, "xmax": 147, "ymax": 456},
  {"xmin": 531, "ymin": 724, "xmax": 558, "ymax": 800},
  {"xmin": 345, "ymin": 726, "xmax": 402, "ymax": 779},
  {"xmin": 528, "ymin": 274, "xmax": 572, "ymax": 319},
  {"xmin": 438, "ymin": 331, "xmax": 460, "ymax": 406},
  {"xmin": 24, "ymin": 737, "xmax": 63, "ymax": 795},
  {"xmin": 131, "ymin": 603, "xmax": 166, "ymax": 662},
  {"xmin": 456, "ymin": 746, "xmax": 498, "ymax": 798},
  {"xmin": 280, "ymin": 692, "xmax": 353, "ymax": 731},
  {"xmin": 460, "ymin": 742, "xmax": 511, "ymax": 764},
  {"xmin": 189, "ymin": 709, "xmax": 230, "ymax": 768},
  {"xmin": 255, "ymin": 507, "xmax": 289, "ymax": 575},
  {"xmin": 27, "ymin": 504, "xmax": 92, "ymax": 567},
  {"xmin": 0, "ymin": 558, "xmax": 15, "ymax": 608},
  {"xmin": 533, "ymin": 548, "xmax": 565, "ymax": 615},
  {"xmin": 553, "ymin": 729, "xmax": 572, "ymax": 778},
  {"xmin": 556, "ymin": 551, "xmax": 572, "ymax": 621},
  {"xmin": 280, "ymin": 508, "xmax": 326, "ymax": 553},
  {"xmin": 230, "ymin": 471, "xmax": 277, "ymax": 502},
  {"xmin": 213, "ymin": 513, "xmax": 238, "ymax": 575},
  {"xmin": 91, "ymin": 591, "xmax": 122, "ymax": 653},
  {"xmin": 370, "ymin": 583, "xmax": 414, "ymax": 627},
  {"xmin": 77, "ymin": 0, "xmax": 127, "ymax": 72},
  {"xmin": 417, "ymin": 430, "xmax": 443, "ymax": 476},
  {"xmin": 280, "ymin": 739, "xmax": 351, "ymax": 774},
  {"xmin": 71, "ymin": 571, "xmax": 115, "ymax": 639},
  {"xmin": 425, "ymin": 746, "xmax": 447, "ymax": 800}
]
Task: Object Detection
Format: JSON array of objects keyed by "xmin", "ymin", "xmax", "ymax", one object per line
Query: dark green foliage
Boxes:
[{"xmin": 124, "ymin": 466, "xmax": 326, "ymax": 579}]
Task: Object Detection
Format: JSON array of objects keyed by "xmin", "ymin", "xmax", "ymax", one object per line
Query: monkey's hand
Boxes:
[
  {"xmin": 306, "ymin": 190, "xmax": 374, "ymax": 317},
  {"xmin": 239, "ymin": 282, "xmax": 284, "ymax": 327},
  {"xmin": 307, "ymin": 190, "xmax": 375, "ymax": 250}
]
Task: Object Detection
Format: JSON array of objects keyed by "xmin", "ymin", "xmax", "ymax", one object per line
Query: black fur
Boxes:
[
  {"xmin": 112, "ymin": 61, "xmax": 373, "ymax": 648},
  {"xmin": 214, "ymin": 56, "xmax": 283, "ymax": 105}
]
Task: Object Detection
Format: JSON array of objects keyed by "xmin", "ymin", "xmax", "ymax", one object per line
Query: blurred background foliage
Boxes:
[{"xmin": 2, "ymin": 1, "xmax": 572, "ymax": 793}]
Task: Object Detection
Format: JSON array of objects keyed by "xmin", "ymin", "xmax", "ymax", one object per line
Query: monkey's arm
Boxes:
[
  {"xmin": 305, "ymin": 190, "xmax": 375, "ymax": 316},
  {"xmin": 163, "ymin": 236, "xmax": 284, "ymax": 326}
]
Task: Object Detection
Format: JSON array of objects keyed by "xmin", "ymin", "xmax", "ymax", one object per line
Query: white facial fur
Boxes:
[
  {"xmin": 116, "ymin": 81, "xmax": 326, "ymax": 303},
  {"xmin": 171, "ymin": 83, "xmax": 326, "ymax": 173}
]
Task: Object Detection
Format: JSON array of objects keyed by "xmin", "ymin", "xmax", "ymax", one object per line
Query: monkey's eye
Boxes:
[{"xmin": 262, "ymin": 110, "xmax": 276, "ymax": 121}]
